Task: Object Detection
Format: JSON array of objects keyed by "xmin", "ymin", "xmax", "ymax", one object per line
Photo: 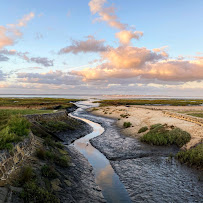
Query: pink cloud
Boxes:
[
  {"xmin": 115, "ymin": 30, "xmax": 143, "ymax": 45},
  {"xmin": 0, "ymin": 12, "xmax": 34, "ymax": 49}
]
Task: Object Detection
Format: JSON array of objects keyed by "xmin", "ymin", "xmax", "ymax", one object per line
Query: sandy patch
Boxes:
[{"xmin": 91, "ymin": 105, "xmax": 203, "ymax": 149}]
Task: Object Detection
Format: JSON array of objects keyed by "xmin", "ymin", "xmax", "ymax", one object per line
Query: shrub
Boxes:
[
  {"xmin": 140, "ymin": 124, "xmax": 191, "ymax": 147},
  {"xmin": 123, "ymin": 122, "xmax": 132, "ymax": 128},
  {"xmin": 21, "ymin": 182, "xmax": 59, "ymax": 203},
  {"xmin": 138, "ymin": 126, "xmax": 148, "ymax": 133},
  {"xmin": 41, "ymin": 165, "xmax": 58, "ymax": 179},
  {"xmin": 176, "ymin": 144, "xmax": 203, "ymax": 168}
]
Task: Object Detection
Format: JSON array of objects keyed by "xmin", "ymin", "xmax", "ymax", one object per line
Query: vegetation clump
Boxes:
[
  {"xmin": 150, "ymin": 123, "xmax": 163, "ymax": 130},
  {"xmin": 176, "ymin": 144, "xmax": 203, "ymax": 169},
  {"xmin": 140, "ymin": 124, "xmax": 191, "ymax": 147},
  {"xmin": 41, "ymin": 165, "xmax": 58, "ymax": 179},
  {"xmin": 138, "ymin": 126, "xmax": 148, "ymax": 133},
  {"xmin": 123, "ymin": 122, "xmax": 132, "ymax": 128},
  {"xmin": 0, "ymin": 115, "xmax": 30, "ymax": 150}
]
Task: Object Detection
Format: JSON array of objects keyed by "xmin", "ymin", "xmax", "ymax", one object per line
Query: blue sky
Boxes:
[{"xmin": 0, "ymin": 0, "xmax": 203, "ymax": 95}]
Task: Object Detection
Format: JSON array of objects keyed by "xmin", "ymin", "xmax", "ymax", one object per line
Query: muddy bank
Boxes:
[
  {"xmin": 57, "ymin": 146, "xmax": 105, "ymax": 203},
  {"xmin": 79, "ymin": 110, "xmax": 203, "ymax": 202},
  {"xmin": 0, "ymin": 107, "xmax": 104, "ymax": 203}
]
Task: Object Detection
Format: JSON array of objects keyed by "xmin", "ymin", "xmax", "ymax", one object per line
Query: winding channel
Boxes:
[
  {"xmin": 70, "ymin": 101, "xmax": 132, "ymax": 203},
  {"xmin": 69, "ymin": 100, "xmax": 203, "ymax": 203}
]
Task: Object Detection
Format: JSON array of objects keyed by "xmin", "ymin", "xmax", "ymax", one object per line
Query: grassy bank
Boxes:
[
  {"xmin": 140, "ymin": 124, "xmax": 191, "ymax": 147},
  {"xmin": 96, "ymin": 99, "xmax": 203, "ymax": 106},
  {"xmin": 176, "ymin": 144, "xmax": 203, "ymax": 169}
]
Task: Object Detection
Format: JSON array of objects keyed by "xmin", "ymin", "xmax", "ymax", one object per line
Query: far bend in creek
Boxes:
[{"xmin": 71, "ymin": 100, "xmax": 203, "ymax": 203}]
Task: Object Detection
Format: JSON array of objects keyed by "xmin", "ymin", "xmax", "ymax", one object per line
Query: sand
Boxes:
[{"xmin": 91, "ymin": 105, "xmax": 203, "ymax": 149}]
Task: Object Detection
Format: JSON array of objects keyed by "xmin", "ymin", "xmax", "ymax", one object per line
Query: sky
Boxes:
[{"xmin": 0, "ymin": 0, "xmax": 203, "ymax": 96}]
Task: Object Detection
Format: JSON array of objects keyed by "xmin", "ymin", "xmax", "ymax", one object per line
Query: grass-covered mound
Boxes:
[
  {"xmin": 176, "ymin": 144, "xmax": 203, "ymax": 169},
  {"xmin": 140, "ymin": 124, "xmax": 191, "ymax": 147}
]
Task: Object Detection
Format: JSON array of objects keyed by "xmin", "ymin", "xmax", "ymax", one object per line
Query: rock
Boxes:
[{"xmin": 0, "ymin": 187, "xmax": 8, "ymax": 202}]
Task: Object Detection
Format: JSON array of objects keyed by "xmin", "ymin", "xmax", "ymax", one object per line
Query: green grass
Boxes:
[
  {"xmin": 138, "ymin": 126, "xmax": 148, "ymax": 133},
  {"xmin": 39, "ymin": 120, "xmax": 76, "ymax": 133},
  {"xmin": 176, "ymin": 144, "xmax": 203, "ymax": 169},
  {"xmin": 96, "ymin": 99, "xmax": 203, "ymax": 107},
  {"xmin": 123, "ymin": 122, "xmax": 132, "ymax": 128},
  {"xmin": 140, "ymin": 124, "xmax": 191, "ymax": 147},
  {"xmin": 0, "ymin": 109, "xmax": 53, "ymax": 131},
  {"xmin": 187, "ymin": 113, "xmax": 203, "ymax": 118},
  {"xmin": 150, "ymin": 123, "xmax": 163, "ymax": 130},
  {"xmin": 0, "ymin": 115, "xmax": 31, "ymax": 150},
  {"xmin": 0, "ymin": 97, "xmax": 80, "ymax": 108}
]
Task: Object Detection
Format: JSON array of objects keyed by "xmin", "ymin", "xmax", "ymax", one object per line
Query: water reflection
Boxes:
[{"xmin": 70, "ymin": 111, "xmax": 132, "ymax": 203}]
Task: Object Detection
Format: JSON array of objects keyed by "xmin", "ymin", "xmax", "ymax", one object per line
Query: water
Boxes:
[
  {"xmin": 70, "ymin": 102, "xmax": 132, "ymax": 203},
  {"xmin": 70, "ymin": 100, "xmax": 203, "ymax": 203}
]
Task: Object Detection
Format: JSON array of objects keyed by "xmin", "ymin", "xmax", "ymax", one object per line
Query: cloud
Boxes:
[
  {"xmin": 71, "ymin": 43, "xmax": 203, "ymax": 83},
  {"xmin": 0, "ymin": 26, "xmax": 15, "ymax": 49},
  {"xmin": 17, "ymin": 70, "xmax": 82, "ymax": 85},
  {"xmin": 0, "ymin": 12, "xmax": 34, "ymax": 49},
  {"xmin": 0, "ymin": 54, "xmax": 9, "ymax": 61},
  {"xmin": 0, "ymin": 49, "xmax": 53, "ymax": 67},
  {"xmin": 89, "ymin": 0, "xmax": 126, "ymax": 30},
  {"xmin": 101, "ymin": 46, "xmax": 165, "ymax": 69},
  {"xmin": 89, "ymin": 0, "xmax": 143, "ymax": 45},
  {"xmin": 8, "ymin": 12, "xmax": 35, "ymax": 28},
  {"xmin": 30, "ymin": 57, "xmax": 54, "ymax": 67},
  {"xmin": 115, "ymin": 30, "xmax": 143, "ymax": 45},
  {"xmin": 59, "ymin": 35, "xmax": 108, "ymax": 54},
  {"xmin": 153, "ymin": 46, "xmax": 169, "ymax": 57}
]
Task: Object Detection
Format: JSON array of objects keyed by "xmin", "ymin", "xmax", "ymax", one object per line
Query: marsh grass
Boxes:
[
  {"xmin": 96, "ymin": 99, "xmax": 203, "ymax": 107},
  {"xmin": 138, "ymin": 126, "xmax": 148, "ymax": 133},
  {"xmin": 140, "ymin": 124, "xmax": 191, "ymax": 147},
  {"xmin": 39, "ymin": 120, "xmax": 76, "ymax": 133},
  {"xmin": 176, "ymin": 144, "xmax": 203, "ymax": 168},
  {"xmin": 0, "ymin": 115, "xmax": 30, "ymax": 150}
]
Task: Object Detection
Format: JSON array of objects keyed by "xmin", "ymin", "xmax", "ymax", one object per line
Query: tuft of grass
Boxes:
[
  {"xmin": 41, "ymin": 165, "xmax": 58, "ymax": 179},
  {"xmin": 140, "ymin": 124, "xmax": 191, "ymax": 147},
  {"xmin": 54, "ymin": 155, "xmax": 70, "ymax": 167},
  {"xmin": 123, "ymin": 122, "xmax": 132, "ymax": 128},
  {"xmin": 150, "ymin": 123, "xmax": 163, "ymax": 130},
  {"xmin": 138, "ymin": 126, "xmax": 148, "ymax": 133},
  {"xmin": 120, "ymin": 114, "xmax": 130, "ymax": 118},
  {"xmin": 176, "ymin": 144, "xmax": 203, "ymax": 169}
]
